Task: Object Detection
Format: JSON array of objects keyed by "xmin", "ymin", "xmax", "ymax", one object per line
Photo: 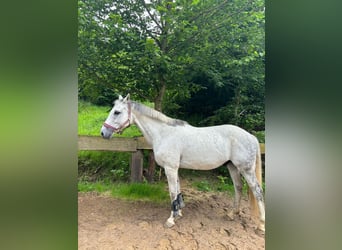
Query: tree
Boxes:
[
  {"xmin": 78, "ymin": 0, "xmax": 265, "ymax": 120},
  {"xmin": 163, "ymin": 0, "xmax": 265, "ymax": 133}
]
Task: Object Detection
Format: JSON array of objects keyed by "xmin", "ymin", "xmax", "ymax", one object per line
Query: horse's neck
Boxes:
[{"xmin": 132, "ymin": 111, "xmax": 165, "ymax": 146}]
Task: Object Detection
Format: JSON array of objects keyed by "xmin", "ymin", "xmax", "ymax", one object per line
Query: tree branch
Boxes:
[
  {"xmin": 168, "ymin": 3, "xmax": 251, "ymax": 53},
  {"xmin": 136, "ymin": 9, "xmax": 161, "ymax": 48},
  {"xmin": 189, "ymin": 0, "xmax": 229, "ymax": 23},
  {"xmin": 140, "ymin": 0, "xmax": 163, "ymax": 32}
]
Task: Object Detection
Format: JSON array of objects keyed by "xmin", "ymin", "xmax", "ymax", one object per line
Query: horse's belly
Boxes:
[{"xmin": 179, "ymin": 148, "xmax": 229, "ymax": 170}]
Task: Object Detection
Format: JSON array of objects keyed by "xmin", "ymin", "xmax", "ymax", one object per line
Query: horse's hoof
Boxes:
[
  {"xmin": 255, "ymin": 226, "xmax": 265, "ymax": 237},
  {"xmin": 257, "ymin": 223, "xmax": 265, "ymax": 232},
  {"xmin": 164, "ymin": 220, "xmax": 175, "ymax": 228}
]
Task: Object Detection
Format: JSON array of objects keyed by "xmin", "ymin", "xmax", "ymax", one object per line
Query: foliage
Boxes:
[
  {"xmin": 193, "ymin": 180, "xmax": 211, "ymax": 192},
  {"xmin": 192, "ymin": 174, "xmax": 264, "ymax": 194},
  {"xmin": 78, "ymin": 0, "xmax": 265, "ymax": 134},
  {"xmin": 254, "ymin": 130, "xmax": 265, "ymax": 143},
  {"xmin": 78, "ymin": 151, "xmax": 130, "ymax": 182},
  {"xmin": 192, "ymin": 176, "xmax": 236, "ymax": 194}
]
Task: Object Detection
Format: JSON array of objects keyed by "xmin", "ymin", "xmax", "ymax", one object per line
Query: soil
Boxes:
[{"xmin": 78, "ymin": 182, "xmax": 265, "ymax": 250}]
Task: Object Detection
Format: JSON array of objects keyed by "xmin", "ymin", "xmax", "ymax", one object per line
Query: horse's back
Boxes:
[{"xmin": 161, "ymin": 124, "xmax": 258, "ymax": 170}]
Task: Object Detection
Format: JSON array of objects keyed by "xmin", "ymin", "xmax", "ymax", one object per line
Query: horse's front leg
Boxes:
[{"xmin": 164, "ymin": 166, "xmax": 183, "ymax": 228}]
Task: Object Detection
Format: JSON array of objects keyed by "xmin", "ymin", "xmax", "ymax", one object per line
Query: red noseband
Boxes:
[{"xmin": 103, "ymin": 122, "xmax": 116, "ymax": 131}]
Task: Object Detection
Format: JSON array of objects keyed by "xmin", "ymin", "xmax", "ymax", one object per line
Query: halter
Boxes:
[{"xmin": 103, "ymin": 101, "xmax": 131, "ymax": 133}]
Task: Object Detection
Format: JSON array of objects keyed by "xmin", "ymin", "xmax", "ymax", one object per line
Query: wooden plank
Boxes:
[
  {"xmin": 78, "ymin": 135, "xmax": 138, "ymax": 152},
  {"xmin": 78, "ymin": 135, "xmax": 265, "ymax": 154},
  {"xmin": 136, "ymin": 137, "xmax": 152, "ymax": 150}
]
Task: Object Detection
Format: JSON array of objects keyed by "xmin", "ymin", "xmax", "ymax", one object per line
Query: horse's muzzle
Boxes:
[{"xmin": 100, "ymin": 126, "xmax": 113, "ymax": 139}]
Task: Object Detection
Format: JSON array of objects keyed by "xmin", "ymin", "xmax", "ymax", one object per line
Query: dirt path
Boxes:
[{"xmin": 78, "ymin": 187, "xmax": 264, "ymax": 250}]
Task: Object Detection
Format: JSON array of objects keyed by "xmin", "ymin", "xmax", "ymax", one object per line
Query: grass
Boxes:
[
  {"xmin": 180, "ymin": 169, "xmax": 265, "ymax": 194},
  {"xmin": 78, "ymin": 181, "xmax": 169, "ymax": 204},
  {"xmin": 191, "ymin": 175, "xmax": 237, "ymax": 194},
  {"xmin": 78, "ymin": 170, "xmax": 265, "ymax": 203}
]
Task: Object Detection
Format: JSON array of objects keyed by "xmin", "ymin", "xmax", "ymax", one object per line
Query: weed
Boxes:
[
  {"xmin": 112, "ymin": 183, "xmax": 169, "ymax": 203},
  {"xmin": 193, "ymin": 180, "xmax": 211, "ymax": 192},
  {"xmin": 78, "ymin": 181, "xmax": 169, "ymax": 204}
]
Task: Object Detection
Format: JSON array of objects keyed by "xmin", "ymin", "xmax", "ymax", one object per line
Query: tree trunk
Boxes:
[{"xmin": 154, "ymin": 81, "xmax": 166, "ymax": 112}]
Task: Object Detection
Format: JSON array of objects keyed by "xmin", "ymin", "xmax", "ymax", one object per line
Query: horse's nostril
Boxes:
[{"xmin": 101, "ymin": 132, "xmax": 104, "ymax": 137}]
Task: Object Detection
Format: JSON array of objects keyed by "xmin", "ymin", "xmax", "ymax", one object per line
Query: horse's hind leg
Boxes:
[
  {"xmin": 227, "ymin": 162, "xmax": 243, "ymax": 217},
  {"xmin": 240, "ymin": 168, "xmax": 265, "ymax": 231}
]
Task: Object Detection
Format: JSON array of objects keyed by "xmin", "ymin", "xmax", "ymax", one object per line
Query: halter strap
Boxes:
[{"xmin": 103, "ymin": 101, "xmax": 132, "ymax": 133}]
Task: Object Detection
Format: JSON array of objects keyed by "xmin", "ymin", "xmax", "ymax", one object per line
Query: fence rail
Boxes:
[
  {"xmin": 78, "ymin": 135, "xmax": 151, "ymax": 152},
  {"xmin": 78, "ymin": 135, "xmax": 265, "ymax": 182}
]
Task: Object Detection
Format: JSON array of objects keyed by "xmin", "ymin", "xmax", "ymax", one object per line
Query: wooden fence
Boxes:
[{"xmin": 78, "ymin": 135, "xmax": 265, "ymax": 182}]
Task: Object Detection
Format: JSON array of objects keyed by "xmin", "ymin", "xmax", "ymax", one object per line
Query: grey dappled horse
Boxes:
[{"xmin": 101, "ymin": 94, "xmax": 265, "ymax": 231}]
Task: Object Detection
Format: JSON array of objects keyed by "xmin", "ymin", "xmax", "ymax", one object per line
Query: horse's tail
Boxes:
[{"xmin": 248, "ymin": 142, "xmax": 262, "ymax": 217}]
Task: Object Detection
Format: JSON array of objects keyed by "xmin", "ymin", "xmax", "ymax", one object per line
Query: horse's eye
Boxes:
[{"xmin": 114, "ymin": 111, "xmax": 121, "ymax": 115}]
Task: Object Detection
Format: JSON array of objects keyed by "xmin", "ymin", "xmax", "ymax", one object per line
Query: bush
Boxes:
[{"xmin": 78, "ymin": 151, "xmax": 130, "ymax": 182}]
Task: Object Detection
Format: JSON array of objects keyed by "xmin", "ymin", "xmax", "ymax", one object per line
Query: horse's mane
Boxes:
[{"xmin": 132, "ymin": 101, "xmax": 188, "ymax": 126}]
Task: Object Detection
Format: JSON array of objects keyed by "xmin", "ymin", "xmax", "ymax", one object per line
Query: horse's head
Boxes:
[{"xmin": 101, "ymin": 94, "xmax": 132, "ymax": 139}]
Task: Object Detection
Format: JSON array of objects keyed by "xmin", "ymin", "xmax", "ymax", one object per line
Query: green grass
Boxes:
[
  {"xmin": 78, "ymin": 181, "xmax": 169, "ymax": 204},
  {"xmin": 187, "ymin": 170, "xmax": 265, "ymax": 194},
  {"xmin": 192, "ymin": 178, "xmax": 236, "ymax": 194}
]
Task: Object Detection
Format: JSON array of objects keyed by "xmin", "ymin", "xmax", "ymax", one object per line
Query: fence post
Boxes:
[
  {"xmin": 145, "ymin": 151, "xmax": 156, "ymax": 183},
  {"xmin": 130, "ymin": 150, "xmax": 143, "ymax": 182}
]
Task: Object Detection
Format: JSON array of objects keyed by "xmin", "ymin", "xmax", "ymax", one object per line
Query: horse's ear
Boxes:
[
  {"xmin": 118, "ymin": 95, "xmax": 123, "ymax": 101},
  {"xmin": 123, "ymin": 94, "xmax": 130, "ymax": 102}
]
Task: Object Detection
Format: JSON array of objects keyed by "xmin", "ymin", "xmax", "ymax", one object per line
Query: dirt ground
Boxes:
[{"xmin": 78, "ymin": 183, "xmax": 265, "ymax": 250}]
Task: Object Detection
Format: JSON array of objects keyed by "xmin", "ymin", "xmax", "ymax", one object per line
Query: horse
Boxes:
[{"xmin": 100, "ymin": 94, "xmax": 265, "ymax": 231}]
